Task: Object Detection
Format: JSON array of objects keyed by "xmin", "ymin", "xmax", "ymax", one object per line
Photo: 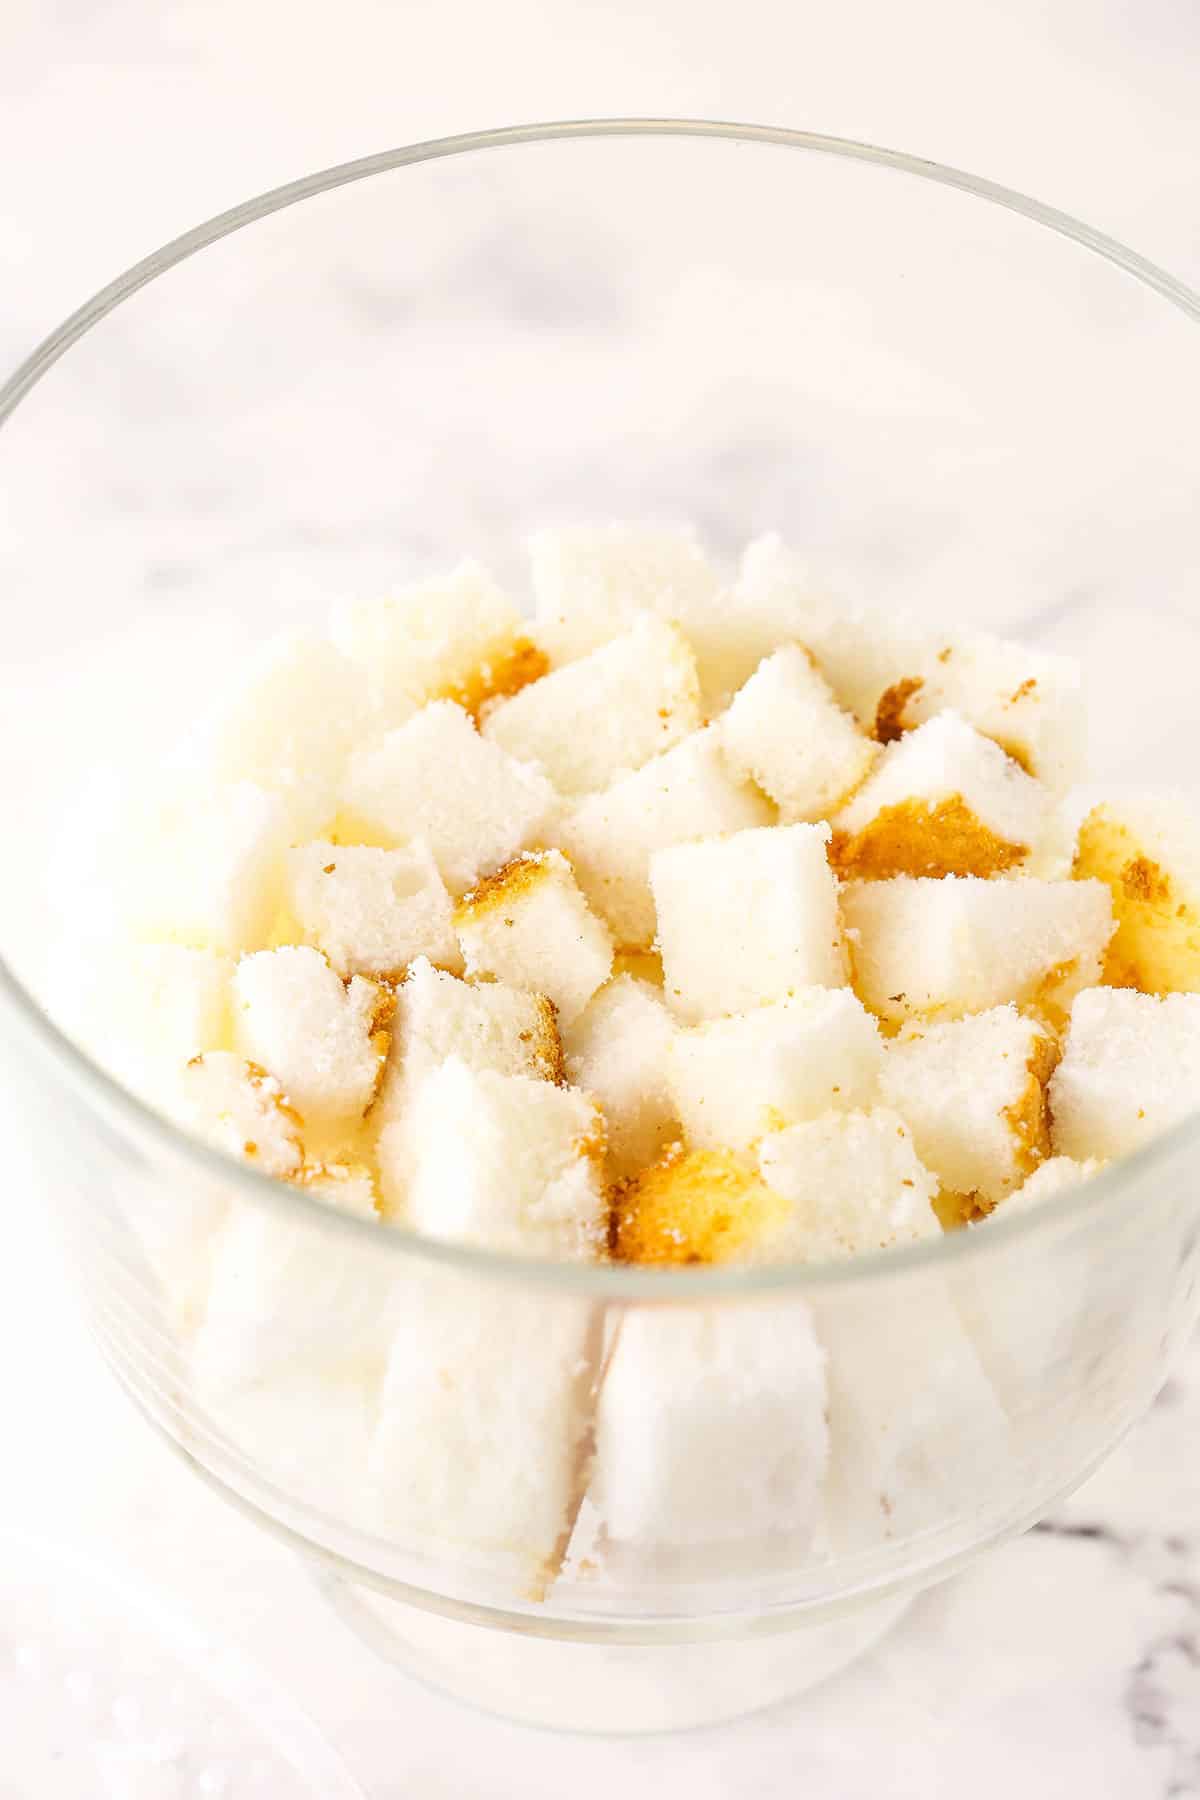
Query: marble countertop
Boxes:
[{"xmin": 3, "ymin": 1, "xmax": 1200, "ymax": 1793}]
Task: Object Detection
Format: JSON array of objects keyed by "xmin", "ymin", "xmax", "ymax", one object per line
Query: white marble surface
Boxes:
[{"xmin": 3, "ymin": 1, "xmax": 1200, "ymax": 1793}]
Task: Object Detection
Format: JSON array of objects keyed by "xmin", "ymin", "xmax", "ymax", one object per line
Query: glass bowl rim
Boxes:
[{"xmin": 3, "ymin": 115, "xmax": 1199, "ymax": 1299}]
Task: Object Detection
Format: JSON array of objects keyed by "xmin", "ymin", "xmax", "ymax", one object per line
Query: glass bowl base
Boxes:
[{"xmin": 312, "ymin": 1568, "xmax": 912, "ymax": 1734}]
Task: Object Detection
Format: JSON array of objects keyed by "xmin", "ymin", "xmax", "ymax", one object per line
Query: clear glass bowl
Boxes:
[{"xmin": 2, "ymin": 121, "xmax": 1200, "ymax": 1734}]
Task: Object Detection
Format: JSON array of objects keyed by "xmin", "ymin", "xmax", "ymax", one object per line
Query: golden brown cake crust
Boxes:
[
  {"xmin": 612, "ymin": 1142, "xmax": 789, "ymax": 1266},
  {"xmin": 1073, "ymin": 804, "xmax": 1200, "ymax": 995},
  {"xmin": 454, "ymin": 852, "xmax": 553, "ymax": 923},
  {"xmin": 830, "ymin": 795, "xmax": 1028, "ymax": 881},
  {"xmin": 1002, "ymin": 1027, "xmax": 1059, "ymax": 1189},
  {"xmin": 873, "ymin": 676, "xmax": 925, "ymax": 745},
  {"xmin": 438, "ymin": 636, "xmax": 550, "ymax": 724}
]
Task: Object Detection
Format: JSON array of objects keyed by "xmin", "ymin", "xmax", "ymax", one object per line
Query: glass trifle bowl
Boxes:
[{"xmin": 2, "ymin": 122, "xmax": 1200, "ymax": 1734}]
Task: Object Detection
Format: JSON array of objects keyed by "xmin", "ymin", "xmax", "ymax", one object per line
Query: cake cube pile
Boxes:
[{"xmin": 97, "ymin": 523, "xmax": 1200, "ymax": 1596}]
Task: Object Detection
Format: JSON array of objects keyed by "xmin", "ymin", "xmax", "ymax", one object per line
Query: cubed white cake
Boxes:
[
  {"xmin": 958, "ymin": 1154, "xmax": 1109, "ymax": 1431},
  {"xmin": 1072, "ymin": 790, "xmax": 1200, "ymax": 994},
  {"xmin": 293, "ymin": 1158, "xmax": 380, "ymax": 1217},
  {"xmin": 831, "ymin": 711, "xmax": 1052, "ymax": 880},
  {"xmin": 1001, "ymin": 1154, "xmax": 1106, "ymax": 1215},
  {"xmin": 843, "ymin": 875, "xmax": 1114, "ymax": 1026},
  {"xmin": 125, "ymin": 781, "xmax": 290, "ymax": 956},
  {"xmin": 591, "ymin": 1302, "xmax": 828, "ymax": 1563},
  {"xmin": 757, "ymin": 1109, "xmax": 940, "ymax": 1259},
  {"xmin": 735, "ymin": 534, "xmax": 925, "ymax": 725},
  {"xmin": 191, "ymin": 1180, "xmax": 395, "ymax": 1519},
  {"xmin": 613, "ymin": 1145, "xmax": 789, "ymax": 1265},
  {"xmin": 375, "ymin": 957, "xmax": 561, "ymax": 1131},
  {"xmin": 878, "ymin": 1007, "xmax": 1056, "ymax": 1206},
  {"xmin": 720, "ymin": 644, "xmax": 878, "ymax": 821},
  {"xmin": 529, "ymin": 524, "xmax": 720, "ymax": 666},
  {"xmin": 369, "ymin": 1271, "xmax": 600, "ymax": 1590},
  {"xmin": 339, "ymin": 701, "xmax": 557, "ymax": 894},
  {"xmin": 107, "ymin": 944, "xmax": 233, "ymax": 1114},
  {"xmin": 899, "ymin": 629, "xmax": 1085, "ymax": 791},
  {"xmin": 1050, "ymin": 987, "xmax": 1200, "ymax": 1161},
  {"xmin": 284, "ymin": 839, "xmax": 459, "ymax": 977},
  {"xmin": 178, "ymin": 1050, "xmax": 303, "ymax": 1176},
  {"xmin": 482, "ymin": 614, "xmax": 702, "ymax": 796},
  {"xmin": 454, "ymin": 850, "xmax": 613, "ymax": 1026},
  {"xmin": 666, "ymin": 988, "xmax": 883, "ymax": 1152},
  {"xmin": 557, "ymin": 728, "xmax": 772, "ymax": 947},
  {"xmin": 737, "ymin": 537, "xmax": 1085, "ymax": 788},
  {"xmin": 232, "ymin": 946, "xmax": 390, "ymax": 1123},
  {"xmin": 197, "ymin": 626, "xmax": 367, "ymax": 838},
  {"xmin": 651, "ymin": 823, "xmax": 846, "ymax": 1022},
  {"xmin": 564, "ymin": 975, "xmax": 679, "ymax": 1178},
  {"xmin": 331, "ymin": 560, "xmax": 529, "ymax": 721},
  {"xmin": 394, "ymin": 1059, "xmax": 606, "ymax": 1259},
  {"xmin": 816, "ymin": 1281, "xmax": 1011, "ymax": 1552}
]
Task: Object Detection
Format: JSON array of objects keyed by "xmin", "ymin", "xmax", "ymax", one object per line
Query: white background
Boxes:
[{"xmin": 3, "ymin": 2, "xmax": 1200, "ymax": 1794}]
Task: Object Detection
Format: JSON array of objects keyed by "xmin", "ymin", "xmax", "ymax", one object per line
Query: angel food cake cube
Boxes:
[
  {"xmin": 893, "ymin": 630, "xmax": 1085, "ymax": 791},
  {"xmin": 737, "ymin": 537, "xmax": 1084, "ymax": 786},
  {"xmin": 666, "ymin": 988, "xmax": 883, "ymax": 1152},
  {"xmin": 392, "ymin": 1059, "xmax": 606, "ymax": 1259},
  {"xmin": 454, "ymin": 851, "xmax": 613, "ymax": 1026},
  {"xmin": 339, "ymin": 701, "xmax": 557, "ymax": 894},
  {"xmin": 878, "ymin": 1007, "xmax": 1057, "ymax": 1208},
  {"xmin": 564, "ymin": 975, "xmax": 679, "ymax": 1179},
  {"xmin": 757, "ymin": 1110, "xmax": 940, "ymax": 1260},
  {"xmin": 179, "ymin": 1051, "xmax": 303, "ymax": 1176},
  {"xmin": 482, "ymin": 615, "xmax": 702, "ymax": 796},
  {"xmin": 830, "ymin": 712, "xmax": 1051, "ymax": 881},
  {"xmin": 720, "ymin": 644, "xmax": 878, "ymax": 822},
  {"xmin": 612, "ymin": 1145, "xmax": 791, "ymax": 1266},
  {"xmin": 1002, "ymin": 1154, "xmax": 1107, "ymax": 1214},
  {"xmin": 651, "ymin": 823, "xmax": 846, "ymax": 1023},
  {"xmin": 369, "ymin": 1272, "xmax": 600, "ymax": 1592},
  {"xmin": 590, "ymin": 1302, "xmax": 828, "ymax": 1567},
  {"xmin": 1050, "ymin": 987, "xmax": 1200, "ymax": 1161},
  {"xmin": 196, "ymin": 627, "xmax": 365, "ymax": 838},
  {"xmin": 125, "ymin": 782, "xmax": 289, "ymax": 956},
  {"xmin": 191, "ymin": 1171, "xmax": 393, "ymax": 1517},
  {"xmin": 232, "ymin": 946, "xmax": 391, "ymax": 1123},
  {"xmin": 558, "ymin": 729, "xmax": 772, "ymax": 947},
  {"xmin": 735, "ymin": 534, "xmax": 926, "ymax": 726},
  {"xmin": 529, "ymin": 525, "xmax": 720, "ymax": 666},
  {"xmin": 816, "ymin": 1282, "xmax": 1011, "ymax": 1552},
  {"xmin": 375, "ymin": 957, "xmax": 561, "ymax": 1133},
  {"xmin": 105, "ymin": 945, "xmax": 233, "ymax": 1115},
  {"xmin": 284, "ymin": 840, "xmax": 459, "ymax": 978},
  {"xmin": 1072, "ymin": 792, "xmax": 1200, "ymax": 995},
  {"xmin": 843, "ymin": 875, "xmax": 1114, "ymax": 1026},
  {"xmin": 332, "ymin": 559, "xmax": 544, "ymax": 722}
]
